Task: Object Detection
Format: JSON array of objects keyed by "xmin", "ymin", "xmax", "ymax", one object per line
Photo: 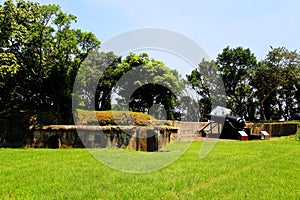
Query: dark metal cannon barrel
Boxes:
[
  {"xmin": 205, "ymin": 114, "xmax": 246, "ymax": 139},
  {"xmin": 224, "ymin": 115, "xmax": 245, "ymax": 129}
]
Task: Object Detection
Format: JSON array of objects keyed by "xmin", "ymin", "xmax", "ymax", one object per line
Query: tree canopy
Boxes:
[
  {"xmin": 251, "ymin": 47, "xmax": 300, "ymax": 121},
  {"xmin": 186, "ymin": 59, "xmax": 226, "ymax": 119},
  {"xmin": 187, "ymin": 46, "xmax": 300, "ymax": 121},
  {"xmin": 0, "ymin": 0, "xmax": 100, "ymax": 123},
  {"xmin": 75, "ymin": 52, "xmax": 185, "ymax": 120},
  {"xmin": 0, "ymin": 0, "xmax": 299, "ymax": 124},
  {"xmin": 115, "ymin": 53, "xmax": 185, "ymax": 120},
  {"xmin": 216, "ymin": 46, "xmax": 257, "ymax": 120}
]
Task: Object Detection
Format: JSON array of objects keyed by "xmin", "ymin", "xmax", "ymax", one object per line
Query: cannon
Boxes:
[{"xmin": 202, "ymin": 114, "xmax": 248, "ymax": 139}]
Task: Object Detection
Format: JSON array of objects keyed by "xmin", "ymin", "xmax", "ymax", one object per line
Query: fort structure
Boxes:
[{"xmin": 27, "ymin": 121, "xmax": 298, "ymax": 151}]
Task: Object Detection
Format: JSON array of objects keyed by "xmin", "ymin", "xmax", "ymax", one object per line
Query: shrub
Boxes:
[{"xmin": 0, "ymin": 110, "xmax": 34, "ymax": 147}]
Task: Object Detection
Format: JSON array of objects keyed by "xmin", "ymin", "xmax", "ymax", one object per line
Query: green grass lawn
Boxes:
[{"xmin": 0, "ymin": 138, "xmax": 299, "ymax": 200}]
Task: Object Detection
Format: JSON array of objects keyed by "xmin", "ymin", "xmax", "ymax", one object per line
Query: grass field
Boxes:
[{"xmin": 0, "ymin": 138, "xmax": 299, "ymax": 199}]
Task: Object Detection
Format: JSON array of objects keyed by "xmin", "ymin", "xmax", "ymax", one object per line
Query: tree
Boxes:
[
  {"xmin": 114, "ymin": 53, "xmax": 185, "ymax": 120},
  {"xmin": 74, "ymin": 52, "xmax": 185, "ymax": 120},
  {"xmin": 294, "ymin": 67, "xmax": 300, "ymax": 120},
  {"xmin": 187, "ymin": 59, "xmax": 226, "ymax": 119},
  {"xmin": 216, "ymin": 46, "xmax": 257, "ymax": 120},
  {"xmin": 95, "ymin": 53, "xmax": 125, "ymax": 111},
  {"xmin": 0, "ymin": 0, "xmax": 100, "ymax": 123},
  {"xmin": 251, "ymin": 47, "xmax": 300, "ymax": 121},
  {"xmin": 75, "ymin": 50, "xmax": 121, "ymax": 110},
  {"xmin": 128, "ymin": 83, "xmax": 176, "ymax": 120}
]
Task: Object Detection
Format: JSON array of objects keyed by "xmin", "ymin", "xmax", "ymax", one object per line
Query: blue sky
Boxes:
[{"xmin": 35, "ymin": 0, "xmax": 299, "ymax": 74}]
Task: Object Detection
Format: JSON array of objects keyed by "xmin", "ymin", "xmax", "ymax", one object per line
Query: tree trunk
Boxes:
[{"xmin": 260, "ymin": 102, "xmax": 267, "ymax": 121}]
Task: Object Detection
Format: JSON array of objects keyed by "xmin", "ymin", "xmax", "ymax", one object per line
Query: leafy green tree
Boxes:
[
  {"xmin": 0, "ymin": 0, "xmax": 99, "ymax": 123},
  {"xmin": 128, "ymin": 83, "xmax": 177, "ymax": 119},
  {"xmin": 114, "ymin": 53, "xmax": 185, "ymax": 120},
  {"xmin": 186, "ymin": 59, "xmax": 225, "ymax": 119},
  {"xmin": 274, "ymin": 49, "xmax": 300, "ymax": 120},
  {"xmin": 251, "ymin": 47, "xmax": 300, "ymax": 121},
  {"xmin": 294, "ymin": 68, "xmax": 300, "ymax": 119},
  {"xmin": 217, "ymin": 46, "xmax": 257, "ymax": 119},
  {"xmin": 75, "ymin": 50, "xmax": 121, "ymax": 110},
  {"xmin": 96, "ymin": 53, "xmax": 125, "ymax": 111},
  {"xmin": 75, "ymin": 52, "xmax": 184, "ymax": 120}
]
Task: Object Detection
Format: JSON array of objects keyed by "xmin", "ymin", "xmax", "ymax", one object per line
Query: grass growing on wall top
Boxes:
[{"xmin": 76, "ymin": 109, "xmax": 156, "ymax": 126}]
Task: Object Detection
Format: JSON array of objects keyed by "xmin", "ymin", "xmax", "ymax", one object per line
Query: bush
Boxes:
[{"xmin": 0, "ymin": 110, "xmax": 34, "ymax": 147}]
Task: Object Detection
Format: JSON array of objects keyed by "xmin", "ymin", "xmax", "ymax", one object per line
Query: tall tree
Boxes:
[
  {"xmin": 217, "ymin": 46, "xmax": 257, "ymax": 119},
  {"xmin": 115, "ymin": 53, "xmax": 185, "ymax": 120},
  {"xmin": 251, "ymin": 47, "xmax": 300, "ymax": 121},
  {"xmin": 74, "ymin": 52, "xmax": 185, "ymax": 120},
  {"xmin": 187, "ymin": 59, "xmax": 226, "ymax": 119},
  {"xmin": 0, "ymin": 0, "xmax": 100, "ymax": 123},
  {"xmin": 75, "ymin": 50, "xmax": 121, "ymax": 110}
]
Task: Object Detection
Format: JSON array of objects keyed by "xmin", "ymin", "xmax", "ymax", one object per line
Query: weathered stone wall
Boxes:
[
  {"xmin": 174, "ymin": 121, "xmax": 298, "ymax": 138},
  {"xmin": 28, "ymin": 125, "xmax": 178, "ymax": 151},
  {"xmin": 31, "ymin": 130, "xmax": 83, "ymax": 148},
  {"xmin": 245, "ymin": 123, "xmax": 298, "ymax": 136},
  {"xmin": 175, "ymin": 122, "xmax": 208, "ymax": 140},
  {"xmin": 15, "ymin": 122, "xmax": 300, "ymax": 149}
]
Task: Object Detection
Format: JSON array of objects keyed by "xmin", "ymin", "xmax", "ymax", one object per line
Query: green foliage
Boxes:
[
  {"xmin": 187, "ymin": 46, "xmax": 299, "ymax": 122},
  {"xmin": 0, "ymin": 110, "xmax": 34, "ymax": 147},
  {"xmin": 187, "ymin": 46, "xmax": 259, "ymax": 120},
  {"xmin": 0, "ymin": 0, "xmax": 299, "ymax": 125},
  {"xmin": 251, "ymin": 47, "xmax": 300, "ymax": 121},
  {"xmin": 76, "ymin": 52, "xmax": 185, "ymax": 120},
  {"xmin": 0, "ymin": 0, "xmax": 100, "ymax": 123},
  {"xmin": 0, "ymin": 108, "xmax": 69, "ymax": 147},
  {"xmin": 116, "ymin": 53, "xmax": 185, "ymax": 120},
  {"xmin": 217, "ymin": 46, "xmax": 257, "ymax": 120},
  {"xmin": 75, "ymin": 50, "xmax": 121, "ymax": 110},
  {"xmin": 187, "ymin": 59, "xmax": 225, "ymax": 118}
]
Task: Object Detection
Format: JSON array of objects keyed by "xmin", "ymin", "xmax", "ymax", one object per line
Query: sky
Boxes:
[{"xmin": 35, "ymin": 0, "xmax": 300, "ymax": 75}]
